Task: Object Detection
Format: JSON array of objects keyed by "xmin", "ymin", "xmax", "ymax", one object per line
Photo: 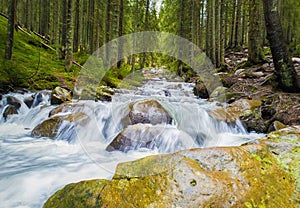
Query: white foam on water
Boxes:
[{"xmin": 0, "ymin": 80, "xmax": 264, "ymax": 208}]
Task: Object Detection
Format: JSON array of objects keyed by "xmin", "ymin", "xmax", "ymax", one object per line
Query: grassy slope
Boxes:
[
  {"xmin": 0, "ymin": 15, "xmax": 146, "ymax": 93},
  {"xmin": 0, "ymin": 16, "xmax": 82, "ymax": 92}
]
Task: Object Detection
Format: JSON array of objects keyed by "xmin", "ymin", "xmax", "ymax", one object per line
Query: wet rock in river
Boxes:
[
  {"xmin": 24, "ymin": 94, "xmax": 35, "ymax": 108},
  {"xmin": 24, "ymin": 93, "xmax": 44, "ymax": 108},
  {"xmin": 127, "ymin": 100, "xmax": 172, "ymax": 126},
  {"xmin": 6, "ymin": 96, "xmax": 22, "ymax": 109},
  {"xmin": 31, "ymin": 117, "xmax": 63, "ymax": 139},
  {"xmin": 50, "ymin": 86, "xmax": 72, "ymax": 105},
  {"xmin": 32, "ymin": 112, "xmax": 89, "ymax": 139},
  {"xmin": 3, "ymin": 105, "xmax": 18, "ymax": 120},
  {"xmin": 193, "ymin": 81, "xmax": 209, "ymax": 99},
  {"xmin": 106, "ymin": 124, "xmax": 194, "ymax": 153}
]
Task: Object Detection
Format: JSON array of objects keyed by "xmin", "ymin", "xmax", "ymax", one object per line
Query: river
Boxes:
[{"xmin": 0, "ymin": 69, "xmax": 263, "ymax": 208}]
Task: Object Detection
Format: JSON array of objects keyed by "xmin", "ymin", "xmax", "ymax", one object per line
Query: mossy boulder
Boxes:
[
  {"xmin": 106, "ymin": 124, "xmax": 194, "ymax": 153},
  {"xmin": 44, "ymin": 126, "xmax": 299, "ymax": 208}
]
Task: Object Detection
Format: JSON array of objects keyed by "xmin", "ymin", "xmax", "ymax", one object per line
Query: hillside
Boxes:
[{"xmin": 0, "ymin": 16, "xmax": 84, "ymax": 93}]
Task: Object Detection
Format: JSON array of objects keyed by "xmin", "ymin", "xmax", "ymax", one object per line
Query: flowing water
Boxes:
[{"xmin": 0, "ymin": 70, "xmax": 264, "ymax": 208}]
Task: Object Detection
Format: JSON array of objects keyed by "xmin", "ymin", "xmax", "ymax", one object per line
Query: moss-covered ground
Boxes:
[{"xmin": 0, "ymin": 16, "xmax": 144, "ymax": 93}]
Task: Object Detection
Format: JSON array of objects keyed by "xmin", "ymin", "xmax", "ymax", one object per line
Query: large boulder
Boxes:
[
  {"xmin": 50, "ymin": 87, "xmax": 72, "ymax": 105},
  {"xmin": 44, "ymin": 126, "xmax": 300, "ymax": 208},
  {"xmin": 125, "ymin": 100, "xmax": 172, "ymax": 126},
  {"xmin": 106, "ymin": 124, "xmax": 194, "ymax": 153},
  {"xmin": 3, "ymin": 105, "xmax": 18, "ymax": 120}
]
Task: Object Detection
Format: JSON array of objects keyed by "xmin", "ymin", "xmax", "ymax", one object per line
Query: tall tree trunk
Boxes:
[
  {"xmin": 215, "ymin": 0, "xmax": 221, "ymax": 67},
  {"xmin": 61, "ymin": 0, "xmax": 68, "ymax": 58},
  {"xmin": 234, "ymin": 0, "xmax": 242, "ymax": 48},
  {"xmin": 228, "ymin": 0, "xmax": 236, "ymax": 48},
  {"xmin": 220, "ymin": 0, "xmax": 225, "ymax": 66},
  {"xmin": 88, "ymin": 0, "xmax": 94, "ymax": 54},
  {"xmin": 65, "ymin": 0, "xmax": 73, "ymax": 72},
  {"xmin": 5, "ymin": 0, "xmax": 17, "ymax": 60},
  {"xmin": 263, "ymin": 0, "xmax": 299, "ymax": 92},
  {"xmin": 117, "ymin": 0, "xmax": 124, "ymax": 68},
  {"xmin": 73, "ymin": 0, "xmax": 80, "ymax": 53},
  {"xmin": 248, "ymin": 0, "xmax": 264, "ymax": 64},
  {"xmin": 105, "ymin": 0, "xmax": 111, "ymax": 65},
  {"xmin": 141, "ymin": 0, "xmax": 150, "ymax": 69},
  {"xmin": 24, "ymin": 0, "xmax": 29, "ymax": 28},
  {"xmin": 177, "ymin": 0, "xmax": 185, "ymax": 75},
  {"xmin": 199, "ymin": 0, "xmax": 205, "ymax": 49}
]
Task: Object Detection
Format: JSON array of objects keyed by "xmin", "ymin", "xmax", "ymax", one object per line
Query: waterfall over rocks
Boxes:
[{"xmin": 0, "ymin": 70, "xmax": 264, "ymax": 208}]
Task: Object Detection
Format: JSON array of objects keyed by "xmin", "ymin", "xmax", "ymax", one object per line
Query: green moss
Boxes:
[
  {"xmin": 0, "ymin": 16, "xmax": 84, "ymax": 91},
  {"xmin": 44, "ymin": 174, "xmax": 169, "ymax": 208}
]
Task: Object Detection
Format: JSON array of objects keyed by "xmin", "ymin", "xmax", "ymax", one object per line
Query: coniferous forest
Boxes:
[
  {"xmin": 0, "ymin": 0, "xmax": 299, "ymax": 91},
  {"xmin": 0, "ymin": 1, "xmax": 300, "ymax": 207}
]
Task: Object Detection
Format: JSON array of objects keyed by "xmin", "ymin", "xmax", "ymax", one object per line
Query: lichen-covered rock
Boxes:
[
  {"xmin": 106, "ymin": 124, "xmax": 194, "ymax": 153},
  {"xmin": 50, "ymin": 87, "xmax": 72, "ymax": 105},
  {"xmin": 3, "ymin": 105, "xmax": 18, "ymax": 120},
  {"xmin": 44, "ymin": 126, "xmax": 299, "ymax": 208},
  {"xmin": 126, "ymin": 100, "xmax": 172, "ymax": 126}
]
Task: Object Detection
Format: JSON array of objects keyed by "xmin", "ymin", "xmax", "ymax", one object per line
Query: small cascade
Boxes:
[{"xmin": 0, "ymin": 70, "xmax": 264, "ymax": 207}]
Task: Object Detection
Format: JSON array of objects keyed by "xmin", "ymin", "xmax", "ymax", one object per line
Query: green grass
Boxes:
[
  {"xmin": 0, "ymin": 16, "xmax": 82, "ymax": 91},
  {"xmin": 0, "ymin": 16, "xmax": 147, "ymax": 92}
]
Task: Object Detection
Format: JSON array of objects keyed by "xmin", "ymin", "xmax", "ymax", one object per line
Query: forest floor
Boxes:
[{"xmin": 214, "ymin": 49, "xmax": 300, "ymax": 132}]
